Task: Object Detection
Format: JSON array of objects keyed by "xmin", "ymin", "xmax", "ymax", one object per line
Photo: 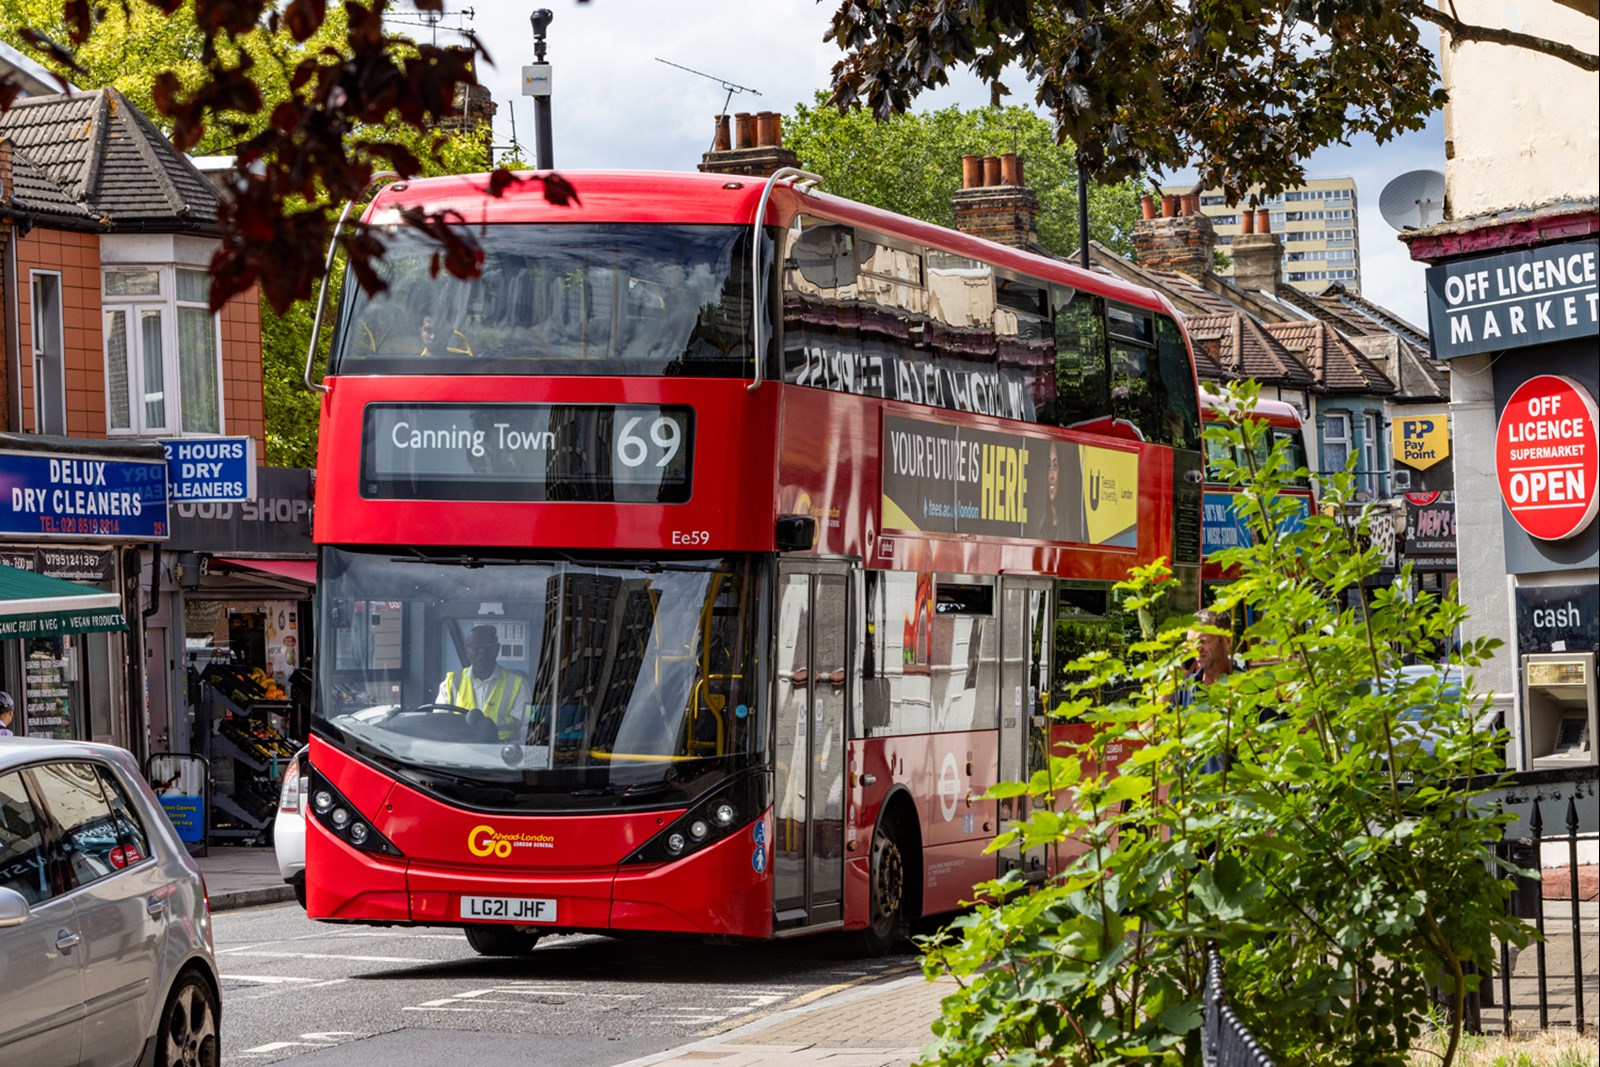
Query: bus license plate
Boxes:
[{"xmin": 460, "ymin": 896, "xmax": 557, "ymax": 923}]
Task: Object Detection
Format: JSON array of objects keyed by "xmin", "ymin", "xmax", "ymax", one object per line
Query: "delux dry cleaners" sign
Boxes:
[{"xmin": 1425, "ymin": 240, "xmax": 1598, "ymax": 359}]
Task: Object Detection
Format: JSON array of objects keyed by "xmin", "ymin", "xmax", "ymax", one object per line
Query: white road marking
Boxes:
[
  {"xmin": 240, "ymin": 1032, "xmax": 357, "ymax": 1055},
  {"xmin": 217, "ymin": 949, "xmax": 434, "ymax": 963}
]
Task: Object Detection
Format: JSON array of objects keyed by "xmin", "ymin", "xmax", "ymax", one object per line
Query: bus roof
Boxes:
[
  {"xmin": 1200, "ymin": 390, "xmax": 1304, "ymax": 429},
  {"xmin": 363, "ymin": 169, "xmax": 1180, "ymax": 318}
]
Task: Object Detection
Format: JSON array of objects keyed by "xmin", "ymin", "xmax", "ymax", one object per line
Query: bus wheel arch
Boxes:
[{"xmin": 860, "ymin": 789, "xmax": 920, "ymax": 955}]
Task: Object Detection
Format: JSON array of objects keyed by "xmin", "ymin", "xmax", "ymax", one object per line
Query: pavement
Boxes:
[{"xmin": 196, "ymin": 845, "xmax": 1597, "ymax": 1061}]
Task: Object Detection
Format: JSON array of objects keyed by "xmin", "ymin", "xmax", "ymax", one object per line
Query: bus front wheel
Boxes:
[
  {"xmin": 860, "ymin": 820, "xmax": 906, "ymax": 956},
  {"xmin": 465, "ymin": 924, "xmax": 542, "ymax": 956}
]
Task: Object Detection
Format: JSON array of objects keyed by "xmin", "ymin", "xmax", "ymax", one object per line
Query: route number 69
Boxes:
[{"xmin": 616, "ymin": 415, "xmax": 683, "ymax": 468}]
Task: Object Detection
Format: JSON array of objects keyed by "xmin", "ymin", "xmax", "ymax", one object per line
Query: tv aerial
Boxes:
[
  {"xmin": 655, "ymin": 58, "xmax": 760, "ymax": 152},
  {"xmin": 388, "ymin": 4, "xmax": 476, "ymax": 46},
  {"xmin": 1378, "ymin": 169, "xmax": 1446, "ymax": 232}
]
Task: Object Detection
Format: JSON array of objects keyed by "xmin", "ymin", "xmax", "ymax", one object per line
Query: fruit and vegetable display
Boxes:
[{"xmin": 202, "ymin": 663, "xmax": 291, "ymax": 707}]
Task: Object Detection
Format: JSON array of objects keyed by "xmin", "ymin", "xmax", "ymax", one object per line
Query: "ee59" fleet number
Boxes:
[{"xmin": 671, "ymin": 530, "xmax": 709, "ymax": 546}]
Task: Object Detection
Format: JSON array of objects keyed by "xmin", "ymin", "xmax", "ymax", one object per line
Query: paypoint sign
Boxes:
[
  {"xmin": 1495, "ymin": 375, "xmax": 1599, "ymax": 541},
  {"xmin": 1393, "ymin": 411, "xmax": 1450, "ymax": 472}
]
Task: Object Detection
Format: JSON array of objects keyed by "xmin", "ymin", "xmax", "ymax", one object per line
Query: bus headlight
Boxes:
[
  {"xmin": 349, "ymin": 821, "xmax": 370, "ymax": 845},
  {"xmin": 330, "ymin": 807, "xmax": 351, "ymax": 829},
  {"xmin": 712, "ymin": 802, "xmax": 736, "ymax": 827},
  {"xmin": 666, "ymin": 832, "xmax": 687, "ymax": 855},
  {"xmin": 313, "ymin": 790, "xmax": 334, "ymax": 814},
  {"xmin": 689, "ymin": 819, "xmax": 710, "ymax": 841}
]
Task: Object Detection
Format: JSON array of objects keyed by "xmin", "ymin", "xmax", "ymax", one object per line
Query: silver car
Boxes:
[{"xmin": 0, "ymin": 737, "xmax": 220, "ymax": 1067}]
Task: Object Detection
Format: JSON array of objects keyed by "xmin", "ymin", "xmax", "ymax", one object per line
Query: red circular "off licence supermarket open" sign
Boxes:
[{"xmin": 1495, "ymin": 374, "xmax": 1599, "ymax": 541}]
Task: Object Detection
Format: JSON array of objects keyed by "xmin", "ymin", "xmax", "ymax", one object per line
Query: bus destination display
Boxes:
[{"xmin": 362, "ymin": 403, "xmax": 693, "ymax": 502}]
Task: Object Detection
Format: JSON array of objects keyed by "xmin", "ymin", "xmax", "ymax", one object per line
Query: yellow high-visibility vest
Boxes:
[{"xmin": 443, "ymin": 668, "xmax": 526, "ymax": 734}]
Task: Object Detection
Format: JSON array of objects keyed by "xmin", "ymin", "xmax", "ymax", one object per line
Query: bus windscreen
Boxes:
[
  {"xmin": 315, "ymin": 549, "xmax": 762, "ymax": 810},
  {"xmin": 330, "ymin": 223, "xmax": 766, "ymax": 378}
]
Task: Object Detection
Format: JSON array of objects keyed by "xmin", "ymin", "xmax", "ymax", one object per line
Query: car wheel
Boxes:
[
  {"xmin": 859, "ymin": 818, "xmax": 906, "ymax": 957},
  {"xmin": 292, "ymin": 875, "xmax": 307, "ymax": 910},
  {"xmin": 156, "ymin": 972, "xmax": 220, "ymax": 1067},
  {"xmin": 465, "ymin": 924, "xmax": 542, "ymax": 956}
]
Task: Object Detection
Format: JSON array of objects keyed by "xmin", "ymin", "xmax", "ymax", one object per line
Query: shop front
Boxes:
[
  {"xmin": 1416, "ymin": 235, "xmax": 1599, "ymax": 770},
  {"xmin": 0, "ymin": 438, "xmax": 168, "ymax": 755},
  {"xmin": 154, "ymin": 466, "xmax": 314, "ymax": 843}
]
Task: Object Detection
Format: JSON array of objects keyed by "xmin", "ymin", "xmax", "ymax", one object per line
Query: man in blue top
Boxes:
[{"xmin": 436, "ymin": 626, "xmax": 530, "ymax": 741}]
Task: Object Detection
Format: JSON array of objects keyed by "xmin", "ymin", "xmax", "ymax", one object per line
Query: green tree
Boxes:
[
  {"xmin": 824, "ymin": 0, "xmax": 1597, "ymax": 204},
  {"xmin": 1, "ymin": 0, "xmax": 555, "ymax": 314},
  {"xmin": 786, "ymin": 95, "xmax": 1143, "ymax": 259},
  {"xmin": 920, "ymin": 381, "xmax": 1527, "ymax": 1065},
  {"xmin": 1, "ymin": 1, "xmax": 493, "ymax": 466}
]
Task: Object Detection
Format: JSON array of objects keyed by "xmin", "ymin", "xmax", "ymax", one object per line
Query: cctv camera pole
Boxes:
[{"xmin": 523, "ymin": 10, "xmax": 554, "ymax": 168}]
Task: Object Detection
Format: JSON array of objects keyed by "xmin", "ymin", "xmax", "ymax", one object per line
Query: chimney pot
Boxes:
[
  {"xmin": 1255, "ymin": 208, "xmax": 1271, "ymax": 234},
  {"xmin": 1239, "ymin": 208, "xmax": 1255, "ymax": 235},
  {"xmin": 734, "ymin": 112, "xmax": 756, "ymax": 150},
  {"xmin": 1140, "ymin": 194, "xmax": 1156, "ymax": 220},
  {"xmin": 982, "ymin": 156, "xmax": 1002, "ymax": 187},
  {"xmin": 1180, "ymin": 193, "xmax": 1199, "ymax": 216},
  {"xmin": 712, "ymin": 115, "xmax": 731, "ymax": 153},
  {"xmin": 960, "ymin": 155, "xmax": 981, "ymax": 189},
  {"xmin": 999, "ymin": 153, "xmax": 1020, "ymax": 186},
  {"xmin": 755, "ymin": 111, "xmax": 779, "ymax": 147},
  {"xmin": 1161, "ymin": 194, "xmax": 1179, "ymax": 218}
]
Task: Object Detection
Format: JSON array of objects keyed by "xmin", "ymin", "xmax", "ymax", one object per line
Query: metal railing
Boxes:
[
  {"xmin": 1202, "ymin": 945, "xmax": 1277, "ymax": 1067},
  {"xmin": 1466, "ymin": 766, "xmax": 1598, "ymax": 1036}
]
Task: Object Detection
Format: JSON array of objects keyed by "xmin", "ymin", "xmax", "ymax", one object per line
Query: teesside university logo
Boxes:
[{"xmin": 467, "ymin": 824, "xmax": 556, "ymax": 858}]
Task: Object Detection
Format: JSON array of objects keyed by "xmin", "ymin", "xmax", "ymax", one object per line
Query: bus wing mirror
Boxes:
[{"xmin": 775, "ymin": 515, "xmax": 815, "ymax": 553}]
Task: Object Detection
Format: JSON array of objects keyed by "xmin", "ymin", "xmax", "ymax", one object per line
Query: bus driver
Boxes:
[{"xmin": 437, "ymin": 625, "xmax": 530, "ymax": 740}]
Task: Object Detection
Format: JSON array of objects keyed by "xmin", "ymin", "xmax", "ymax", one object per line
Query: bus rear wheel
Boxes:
[
  {"xmin": 859, "ymin": 820, "xmax": 906, "ymax": 956},
  {"xmin": 464, "ymin": 924, "xmax": 542, "ymax": 956}
]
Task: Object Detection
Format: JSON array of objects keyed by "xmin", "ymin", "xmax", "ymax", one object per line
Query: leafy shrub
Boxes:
[{"xmin": 919, "ymin": 382, "xmax": 1529, "ymax": 1066}]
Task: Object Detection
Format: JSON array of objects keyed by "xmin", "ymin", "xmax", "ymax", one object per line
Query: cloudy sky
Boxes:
[{"xmin": 432, "ymin": 0, "xmax": 1443, "ymax": 328}]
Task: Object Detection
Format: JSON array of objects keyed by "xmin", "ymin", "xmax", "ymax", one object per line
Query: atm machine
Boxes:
[{"xmin": 1522, "ymin": 651, "xmax": 1597, "ymax": 770}]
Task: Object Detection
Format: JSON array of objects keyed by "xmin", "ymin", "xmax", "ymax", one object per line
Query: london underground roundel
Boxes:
[{"xmin": 1495, "ymin": 375, "xmax": 1599, "ymax": 541}]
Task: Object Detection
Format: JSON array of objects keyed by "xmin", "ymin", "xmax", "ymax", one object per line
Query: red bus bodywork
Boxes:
[{"xmin": 307, "ymin": 170, "xmax": 1201, "ymax": 940}]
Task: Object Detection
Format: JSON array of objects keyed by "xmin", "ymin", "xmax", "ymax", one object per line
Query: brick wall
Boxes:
[
  {"xmin": 12, "ymin": 227, "xmax": 265, "ymax": 448},
  {"xmin": 221, "ymin": 285, "xmax": 265, "ymax": 450},
  {"xmin": 950, "ymin": 187, "xmax": 1041, "ymax": 251},
  {"xmin": 1131, "ymin": 214, "xmax": 1217, "ymax": 278},
  {"xmin": 14, "ymin": 227, "xmax": 105, "ymax": 435}
]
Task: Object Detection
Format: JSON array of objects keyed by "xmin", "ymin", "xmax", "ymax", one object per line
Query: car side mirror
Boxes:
[{"xmin": 0, "ymin": 886, "xmax": 32, "ymax": 929}]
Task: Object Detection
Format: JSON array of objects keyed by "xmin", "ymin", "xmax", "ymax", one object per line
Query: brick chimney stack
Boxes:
[
  {"xmin": 1131, "ymin": 192, "xmax": 1216, "ymax": 278},
  {"xmin": 436, "ymin": 47, "xmax": 497, "ymax": 139},
  {"xmin": 950, "ymin": 153, "xmax": 1040, "ymax": 251},
  {"xmin": 1230, "ymin": 208, "xmax": 1284, "ymax": 294},
  {"xmin": 698, "ymin": 111, "xmax": 800, "ymax": 177}
]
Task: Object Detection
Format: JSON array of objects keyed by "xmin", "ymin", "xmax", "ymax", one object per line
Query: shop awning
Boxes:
[
  {"xmin": 0, "ymin": 564, "xmax": 126, "ymax": 639},
  {"xmin": 215, "ymin": 558, "xmax": 317, "ymax": 584}
]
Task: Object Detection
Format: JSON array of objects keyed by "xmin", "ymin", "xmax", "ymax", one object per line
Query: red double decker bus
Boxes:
[
  {"xmin": 1199, "ymin": 391, "xmax": 1316, "ymax": 596},
  {"xmin": 304, "ymin": 169, "xmax": 1204, "ymax": 955}
]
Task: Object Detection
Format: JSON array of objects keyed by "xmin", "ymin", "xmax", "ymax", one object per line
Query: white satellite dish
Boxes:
[{"xmin": 1378, "ymin": 170, "xmax": 1446, "ymax": 231}]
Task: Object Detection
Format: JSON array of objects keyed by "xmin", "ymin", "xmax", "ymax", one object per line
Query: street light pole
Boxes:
[{"xmin": 523, "ymin": 9, "xmax": 554, "ymax": 169}]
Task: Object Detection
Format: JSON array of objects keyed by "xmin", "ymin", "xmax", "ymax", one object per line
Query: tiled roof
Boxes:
[
  {"xmin": 1145, "ymin": 270, "xmax": 1238, "ymax": 316},
  {"xmin": 1184, "ymin": 312, "xmax": 1314, "ymax": 388},
  {"xmin": 0, "ymin": 88, "xmax": 219, "ymax": 232},
  {"xmin": 1263, "ymin": 320, "xmax": 1395, "ymax": 395}
]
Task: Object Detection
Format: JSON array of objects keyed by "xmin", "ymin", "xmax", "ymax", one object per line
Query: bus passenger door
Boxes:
[
  {"xmin": 772, "ymin": 565, "xmax": 849, "ymax": 929},
  {"xmin": 998, "ymin": 580, "xmax": 1051, "ymax": 883}
]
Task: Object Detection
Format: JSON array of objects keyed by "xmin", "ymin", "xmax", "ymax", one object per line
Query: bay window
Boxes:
[{"xmin": 103, "ymin": 266, "xmax": 222, "ymax": 435}]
